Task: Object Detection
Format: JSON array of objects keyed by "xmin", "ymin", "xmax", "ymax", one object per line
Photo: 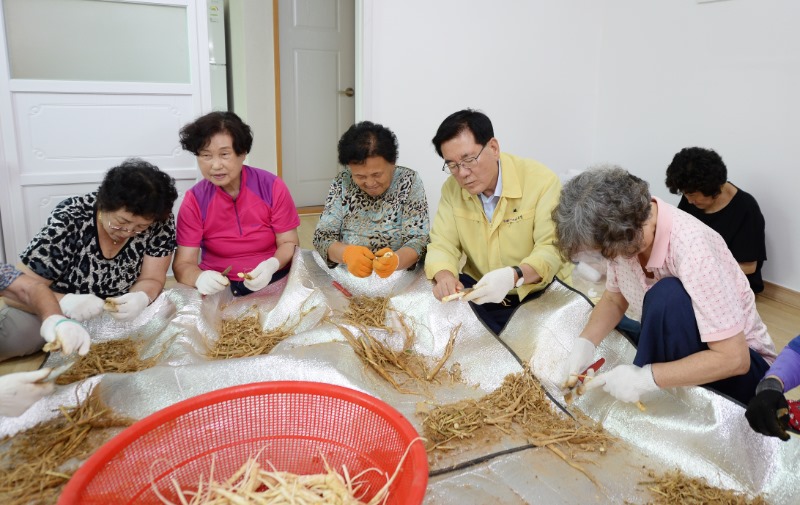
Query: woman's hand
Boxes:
[
  {"xmin": 106, "ymin": 291, "xmax": 150, "ymax": 320},
  {"xmin": 196, "ymin": 270, "xmax": 229, "ymax": 295},
  {"xmin": 372, "ymin": 248, "xmax": 399, "ymax": 278},
  {"xmin": 584, "ymin": 364, "xmax": 659, "ymax": 403},
  {"xmin": 58, "ymin": 294, "xmax": 105, "ymax": 321},
  {"xmin": 0, "ymin": 370, "xmax": 54, "ymax": 417},
  {"xmin": 39, "ymin": 315, "xmax": 91, "ymax": 356},
  {"xmin": 243, "ymin": 257, "xmax": 280, "ymax": 291},
  {"xmin": 342, "ymin": 245, "xmax": 375, "ymax": 277},
  {"xmin": 746, "ymin": 377, "xmax": 791, "ymax": 441}
]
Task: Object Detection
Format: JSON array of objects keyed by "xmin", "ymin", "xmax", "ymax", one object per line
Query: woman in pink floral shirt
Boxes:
[{"xmin": 553, "ymin": 166, "xmax": 776, "ymax": 405}]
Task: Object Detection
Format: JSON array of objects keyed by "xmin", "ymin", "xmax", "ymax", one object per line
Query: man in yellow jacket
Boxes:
[{"xmin": 425, "ymin": 109, "xmax": 573, "ymax": 334}]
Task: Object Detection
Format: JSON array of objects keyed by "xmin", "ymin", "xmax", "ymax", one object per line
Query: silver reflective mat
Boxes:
[{"xmin": 2, "ymin": 249, "xmax": 797, "ymax": 504}]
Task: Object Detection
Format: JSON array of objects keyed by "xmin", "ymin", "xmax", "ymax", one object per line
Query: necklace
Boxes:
[{"xmin": 98, "ymin": 211, "xmax": 118, "ymax": 245}]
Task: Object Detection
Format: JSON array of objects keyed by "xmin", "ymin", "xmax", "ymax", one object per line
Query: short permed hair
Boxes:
[
  {"xmin": 431, "ymin": 109, "xmax": 494, "ymax": 158},
  {"xmin": 337, "ymin": 121, "xmax": 398, "ymax": 166},
  {"xmin": 553, "ymin": 165, "xmax": 652, "ymax": 260},
  {"xmin": 179, "ymin": 111, "xmax": 253, "ymax": 156},
  {"xmin": 665, "ymin": 147, "xmax": 727, "ymax": 197},
  {"xmin": 96, "ymin": 158, "xmax": 178, "ymax": 222}
]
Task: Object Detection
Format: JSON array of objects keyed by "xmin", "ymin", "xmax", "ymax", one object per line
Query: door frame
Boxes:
[
  {"xmin": 271, "ymin": 0, "xmax": 369, "ymax": 214},
  {"xmin": 0, "ymin": 0, "xmax": 211, "ymax": 261}
]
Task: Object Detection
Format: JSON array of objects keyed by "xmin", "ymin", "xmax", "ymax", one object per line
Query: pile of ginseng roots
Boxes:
[{"xmin": 0, "ymin": 387, "xmax": 133, "ymax": 505}]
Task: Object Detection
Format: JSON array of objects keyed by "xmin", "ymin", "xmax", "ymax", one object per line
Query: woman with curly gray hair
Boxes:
[{"xmin": 553, "ymin": 165, "xmax": 776, "ymax": 406}]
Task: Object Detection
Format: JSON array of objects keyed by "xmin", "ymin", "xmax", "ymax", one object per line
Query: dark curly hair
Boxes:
[
  {"xmin": 96, "ymin": 158, "xmax": 178, "ymax": 222},
  {"xmin": 179, "ymin": 111, "xmax": 253, "ymax": 156},
  {"xmin": 665, "ymin": 147, "xmax": 727, "ymax": 197},
  {"xmin": 431, "ymin": 109, "xmax": 494, "ymax": 158},
  {"xmin": 553, "ymin": 165, "xmax": 652, "ymax": 260},
  {"xmin": 337, "ymin": 121, "xmax": 398, "ymax": 166}
]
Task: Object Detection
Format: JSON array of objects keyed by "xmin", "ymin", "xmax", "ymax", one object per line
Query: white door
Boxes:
[
  {"xmin": 278, "ymin": 0, "xmax": 355, "ymax": 208},
  {"xmin": 0, "ymin": 0, "xmax": 211, "ymax": 261}
]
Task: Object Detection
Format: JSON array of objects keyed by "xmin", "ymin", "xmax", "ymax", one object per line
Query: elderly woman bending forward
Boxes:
[
  {"xmin": 1, "ymin": 159, "xmax": 177, "ymax": 360},
  {"xmin": 313, "ymin": 121, "xmax": 429, "ymax": 278},
  {"xmin": 554, "ymin": 166, "xmax": 776, "ymax": 406}
]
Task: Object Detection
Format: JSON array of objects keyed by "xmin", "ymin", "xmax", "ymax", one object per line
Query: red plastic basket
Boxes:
[{"xmin": 59, "ymin": 381, "xmax": 428, "ymax": 504}]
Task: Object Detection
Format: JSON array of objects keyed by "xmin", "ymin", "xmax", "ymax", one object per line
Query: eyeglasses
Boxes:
[
  {"xmin": 101, "ymin": 212, "xmax": 150, "ymax": 235},
  {"xmin": 442, "ymin": 144, "xmax": 486, "ymax": 174}
]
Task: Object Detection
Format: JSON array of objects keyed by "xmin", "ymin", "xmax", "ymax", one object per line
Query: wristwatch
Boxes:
[{"xmin": 512, "ymin": 266, "xmax": 525, "ymax": 288}]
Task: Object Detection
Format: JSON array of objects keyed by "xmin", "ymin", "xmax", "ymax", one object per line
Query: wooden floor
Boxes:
[{"xmin": 2, "ymin": 212, "xmax": 799, "ymax": 400}]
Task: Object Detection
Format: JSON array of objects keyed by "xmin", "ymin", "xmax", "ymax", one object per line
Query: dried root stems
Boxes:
[
  {"xmin": 0, "ymin": 388, "xmax": 133, "ymax": 504},
  {"xmin": 56, "ymin": 337, "xmax": 163, "ymax": 385},
  {"xmin": 639, "ymin": 469, "xmax": 767, "ymax": 505}
]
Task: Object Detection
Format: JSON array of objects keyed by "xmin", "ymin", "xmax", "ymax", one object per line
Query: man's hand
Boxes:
[
  {"xmin": 106, "ymin": 291, "xmax": 150, "ymax": 320},
  {"xmin": 561, "ymin": 337, "xmax": 597, "ymax": 391},
  {"xmin": 59, "ymin": 293, "xmax": 105, "ymax": 321},
  {"xmin": 40, "ymin": 315, "xmax": 91, "ymax": 356},
  {"xmin": 584, "ymin": 364, "xmax": 659, "ymax": 403},
  {"xmin": 746, "ymin": 377, "xmax": 790, "ymax": 441},
  {"xmin": 0, "ymin": 369, "xmax": 54, "ymax": 417},
  {"xmin": 432, "ymin": 271, "xmax": 463, "ymax": 301},
  {"xmin": 244, "ymin": 257, "xmax": 280, "ymax": 291},
  {"xmin": 373, "ymin": 248, "xmax": 399, "ymax": 278},
  {"xmin": 342, "ymin": 245, "xmax": 375, "ymax": 278},
  {"xmin": 196, "ymin": 270, "xmax": 230, "ymax": 295},
  {"xmin": 463, "ymin": 267, "xmax": 515, "ymax": 305}
]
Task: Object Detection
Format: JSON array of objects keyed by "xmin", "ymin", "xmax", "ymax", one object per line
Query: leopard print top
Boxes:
[
  {"xmin": 20, "ymin": 192, "xmax": 176, "ymax": 298},
  {"xmin": 313, "ymin": 166, "xmax": 429, "ymax": 268}
]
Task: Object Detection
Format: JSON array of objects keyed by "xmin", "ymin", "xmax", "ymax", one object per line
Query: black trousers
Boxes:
[
  {"xmin": 631, "ymin": 277, "xmax": 770, "ymax": 405},
  {"xmin": 459, "ymin": 274, "xmax": 544, "ymax": 335}
]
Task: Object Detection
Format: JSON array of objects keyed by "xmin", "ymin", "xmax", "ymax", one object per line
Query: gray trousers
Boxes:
[{"xmin": 0, "ymin": 306, "xmax": 45, "ymax": 361}]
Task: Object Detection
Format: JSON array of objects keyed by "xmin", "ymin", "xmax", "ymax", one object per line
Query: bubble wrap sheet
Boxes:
[{"xmin": 2, "ymin": 249, "xmax": 798, "ymax": 504}]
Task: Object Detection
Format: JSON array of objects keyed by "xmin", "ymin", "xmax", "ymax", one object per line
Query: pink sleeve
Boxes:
[
  {"xmin": 671, "ymin": 233, "xmax": 745, "ymax": 341},
  {"xmin": 270, "ymin": 178, "xmax": 301, "ymax": 234},
  {"xmin": 605, "ymin": 260, "xmax": 621, "ymax": 293},
  {"xmin": 176, "ymin": 191, "xmax": 204, "ymax": 247}
]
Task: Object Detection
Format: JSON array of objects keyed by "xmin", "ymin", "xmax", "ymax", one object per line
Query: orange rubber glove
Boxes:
[
  {"xmin": 373, "ymin": 248, "xmax": 400, "ymax": 278},
  {"xmin": 342, "ymin": 245, "xmax": 375, "ymax": 277}
]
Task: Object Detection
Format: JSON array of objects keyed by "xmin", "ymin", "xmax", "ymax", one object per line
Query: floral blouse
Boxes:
[{"xmin": 313, "ymin": 166, "xmax": 429, "ymax": 268}]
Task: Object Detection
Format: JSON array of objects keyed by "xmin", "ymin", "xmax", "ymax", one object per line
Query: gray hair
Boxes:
[{"xmin": 553, "ymin": 164, "xmax": 652, "ymax": 260}]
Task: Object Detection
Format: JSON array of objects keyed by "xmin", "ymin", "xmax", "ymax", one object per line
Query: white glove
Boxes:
[
  {"xmin": 59, "ymin": 293, "xmax": 105, "ymax": 321},
  {"xmin": 106, "ymin": 291, "xmax": 150, "ymax": 321},
  {"xmin": 584, "ymin": 364, "xmax": 659, "ymax": 403},
  {"xmin": 39, "ymin": 315, "xmax": 91, "ymax": 356},
  {"xmin": 243, "ymin": 257, "xmax": 280, "ymax": 292},
  {"xmin": 0, "ymin": 369, "xmax": 54, "ymax": 417},
  {"xmin": 462, "ymin": 267, "xmax": 515, "ymax": 305},
  {"xmin": 561, "ymin": 337, "xmax": 597, "ymax": 390},
  {"xmin": 196, "ymin": 270, "xmax": 230, "ymax": 295}
]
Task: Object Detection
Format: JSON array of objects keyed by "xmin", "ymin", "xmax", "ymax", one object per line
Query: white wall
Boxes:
[
  {"xmin": 362, "ymin": 0, "xmax": 799, "ymax": 292},
  {"xmin": 227, "ymin": 0, "xmax": 279, "ymax": 173},
  {"xmin": 593, "ymin": 0, "xmax": 800, "ymax": 291},
  {"xmin": 360, "ymin": 0, "xmax": 604, "ymax": 220}
]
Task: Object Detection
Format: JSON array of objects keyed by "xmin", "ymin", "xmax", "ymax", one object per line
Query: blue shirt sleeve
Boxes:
[
  {"xmin": 766, "ymin": 335, "xmax": 800, "ymax": 392},
  {"xmin": 0, "ymin": 263, "xmax": 23, "ymax": 292}
]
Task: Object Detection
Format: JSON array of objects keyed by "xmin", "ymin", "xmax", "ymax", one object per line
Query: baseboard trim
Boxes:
[
  {"xmin": 760, "ymin": 281, "xmax": 800, "ymax": 310},
  {"xmin": 297, "ymin": 206, "xmax": 323, "ymax": 215}
]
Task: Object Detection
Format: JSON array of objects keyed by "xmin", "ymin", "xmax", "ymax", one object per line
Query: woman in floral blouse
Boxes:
[{"xmin": 313, "ymin": 121, "xmax": 429, "ymax": 278}]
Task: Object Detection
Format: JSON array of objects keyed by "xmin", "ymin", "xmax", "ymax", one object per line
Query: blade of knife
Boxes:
[{"xmin": 39, "ymin": 358, "xmax": 79, "ymax": 383}]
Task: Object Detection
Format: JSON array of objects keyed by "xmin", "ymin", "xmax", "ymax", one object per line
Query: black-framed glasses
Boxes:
[{"xmin": 442, "ymin": 144, "xmax": 486, "ymax": 174}]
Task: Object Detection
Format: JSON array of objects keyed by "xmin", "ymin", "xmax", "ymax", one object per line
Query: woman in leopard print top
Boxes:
[{"xmin": 0, "ymin": 159, "xmax": 177, "ymax": 360}]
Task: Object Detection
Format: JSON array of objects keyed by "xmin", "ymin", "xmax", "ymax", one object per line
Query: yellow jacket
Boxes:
[{"xmin": 425, "ymin": 152, "xmax": 573, "ymax": 300}]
